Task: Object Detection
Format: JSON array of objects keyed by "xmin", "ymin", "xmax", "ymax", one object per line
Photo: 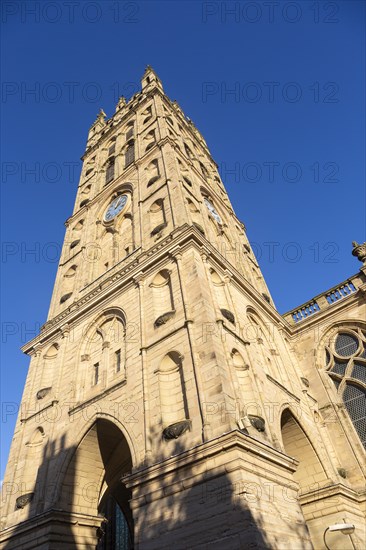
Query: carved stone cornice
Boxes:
[
  {"xmin": 31, "ymin": 343, "xmax": 43, "ymax": 358},
  {"xmin": 124, "ymin": 429, "xmax": 299, "ymax": 492},
  {"xmin": 0, "ymin": 509, "xmax": 104, "ymax": 544},
  {"xmin": 299, "ymin": 483, "xmax": 366, "ymax": 507},
  {"xmin": 21, "ymin": 224, "xmax": 291, "ymax": 354},
  {"xmin": 68, "ymin": 378, "xmax": 127, "ymax": 416}
]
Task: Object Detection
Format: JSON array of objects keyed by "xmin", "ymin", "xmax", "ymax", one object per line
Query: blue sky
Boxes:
[{"xmin": 1, "ymin": 0, "xmax": 365, "ymax": 480}]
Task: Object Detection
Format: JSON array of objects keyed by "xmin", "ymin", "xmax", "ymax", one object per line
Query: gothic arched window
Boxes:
[
  {"xmin": 125, "ymin": 122, "xmax": 134, "ymax": 141},
  {"xmin": 326, "ymin": 328, "xmax": 366, "ymax": 448},
  {"xmin": 125, "ymin": 140, "xmax": 135, "ymax": 167},
  {"xmin": 106, "ymin": 156, "xmax": 115, "ymax": 184},
  {"xmin": 80, "ymin": 312, "xmax": 127, "ymax": 397},
  {"xmin": 108, "ymin": 137, "xmax": 116, "ymax": 156}
]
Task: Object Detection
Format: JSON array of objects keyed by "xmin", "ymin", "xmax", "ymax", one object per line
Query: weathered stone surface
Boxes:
[{"xmin": 1, "ymin": 67, "xmax": 365, "ymax": 550}]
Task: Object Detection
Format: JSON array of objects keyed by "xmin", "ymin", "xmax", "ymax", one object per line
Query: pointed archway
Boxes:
[
  {"xmin": 59, "ymin": 419, "xmax": 133, "ymax": 548},
  {"xmin": 281, "ymin": 409, "xmax": 331, "ymax": 549},
  {"xmin": 281, "ymin": 409, "xmax": 328, "ymax": 494}
]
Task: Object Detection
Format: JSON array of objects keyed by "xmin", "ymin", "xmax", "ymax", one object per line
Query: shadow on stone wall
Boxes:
[
  {"xmin": 2, "ymin": 422, "xmax": 311, "ymax": 549},
  {"xmin": 128, "ymin": 425, "xmax": 311, "ymax": 550},
  {"xmin": 2, "ymin": 434, "xmax": 78, "ymax": 549}
]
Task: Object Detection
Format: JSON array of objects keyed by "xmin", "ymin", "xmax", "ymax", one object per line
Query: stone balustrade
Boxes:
[{"xmin": 284, "ymin": 272, "xmax": 364, "ymax": 325}]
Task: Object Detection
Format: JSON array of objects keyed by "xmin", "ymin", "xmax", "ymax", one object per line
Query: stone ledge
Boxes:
[
  {"xmin": 266, "ymin": 375, "xmax": 301, "ymax": 403},
  {"xmin": 68, "ymin": 379, "xmax": 127, "ymax": 416},
  {"xmin": 0, "ymin": 509, "xmax": 103, "ymax": 545},
  {"xmin": 20, "ymin": 400, "xmax": 59, "ymax": 423},
  {"xmin": 299, "ymin": 483, "xmax": 366, "ymax": 507},
  {"xmin": 125, "ymin": 429, "xmax": 299, "ymax": 494},
  {"xmin": 21, "ymin": 225, "xmax": 287, "ymax": 355}
]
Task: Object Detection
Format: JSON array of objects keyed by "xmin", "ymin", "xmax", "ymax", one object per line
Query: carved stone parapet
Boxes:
[{"xmin": 162, "ymin": 419, "xmax": 191, "ymax": 440}]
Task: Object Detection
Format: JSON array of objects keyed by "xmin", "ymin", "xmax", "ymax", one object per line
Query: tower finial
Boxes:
[
  {"xmin": 115, "ymin": 96, "xmax": 126, "ymax": 112},
  {"xmin": 96, "ymin": 108, "xmax": 106, "ymax": 121},
  {"xmin": 141, "ymin": 66, "xmax": 163, "ymax": 91},
  {"xmin": 352, "ymin": 241, "xmax": 366, "ymax": 264}
]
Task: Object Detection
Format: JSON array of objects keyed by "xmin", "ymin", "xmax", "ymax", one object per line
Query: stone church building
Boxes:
[{"xmin": 1, "ymin": 67, "xmax": 365, "ymax": 549}]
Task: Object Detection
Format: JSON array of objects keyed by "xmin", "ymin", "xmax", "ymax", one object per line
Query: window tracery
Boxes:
[{"xmin": 325, "ymin": 328, "xmax": 366, "ymax": 448}]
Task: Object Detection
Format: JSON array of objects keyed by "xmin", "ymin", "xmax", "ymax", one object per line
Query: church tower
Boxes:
[{"xmin": 1, "ymin": 68, "xmax": 365, "ymax": 549}]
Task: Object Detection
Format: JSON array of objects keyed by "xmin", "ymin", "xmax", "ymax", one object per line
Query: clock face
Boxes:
[
  {"xmin": 204, "ymin": 197, "xmax": 222, "ymax": 224},
  {"xmin": 103, "ymin": 195, "xmax": 128, "ymax": 222}
]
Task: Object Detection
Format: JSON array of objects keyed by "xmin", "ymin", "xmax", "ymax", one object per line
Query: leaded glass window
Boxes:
[
  {"xmin": 334, "ymin": 333, "xmax": 358, "ymax": 357},
  {"xmin": 325, "ymin": 328, "xmax": 366, "ymax": 448},
  {"xmin": 97, "ymin": 494, "xmax": 132, "ymax": 550},
  {"xmin": 125, "ymin": 141, "xmax": 135, "ymax": 167},
  {"xmin": 106, "ymin": 157, "xmax": 115, "ymax": 184}
]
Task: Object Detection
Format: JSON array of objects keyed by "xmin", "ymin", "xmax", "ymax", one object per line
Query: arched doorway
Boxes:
[
  {"xmin": 281, "ymin": 409, "xmax": 328, "ymax": 493},
  {"xmin": 280, "ymin": 409, "xmax": 330, "ymax": 549},
  {"xmin": 59, "ymin": 419, "xmax": 134, "ymax": 548}
]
